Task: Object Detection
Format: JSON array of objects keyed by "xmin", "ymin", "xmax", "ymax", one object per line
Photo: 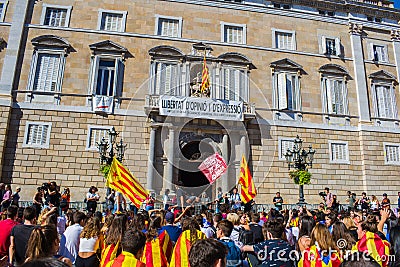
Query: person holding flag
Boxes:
[{"xmin": 238, "ymin": 155, "xmax": 257, "ymax": 206}]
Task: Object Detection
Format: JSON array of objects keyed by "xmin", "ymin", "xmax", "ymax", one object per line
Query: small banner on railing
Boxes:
[
  {"xmin": 93, "ymin": 95, "xmax": 114, "ymax": 113},
  {"xmin": 198, "ymin": 152, "xmax": 227, "ymax": 184}
]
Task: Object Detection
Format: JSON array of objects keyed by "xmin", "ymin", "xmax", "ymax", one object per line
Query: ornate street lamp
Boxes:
[{"xmin": 284, "ymin": 135, "xmax": 316, "ymax": 204}]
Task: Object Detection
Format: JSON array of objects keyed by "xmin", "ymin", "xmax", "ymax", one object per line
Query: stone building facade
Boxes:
[{"xmin": 0, "ymin": 0, "xmax": 400, "ymax": 204}]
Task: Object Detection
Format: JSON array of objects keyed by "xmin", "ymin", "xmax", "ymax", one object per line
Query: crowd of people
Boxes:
[{"xmin": 0, "ymin": 182, "xmax": 399, "ymax": 267}]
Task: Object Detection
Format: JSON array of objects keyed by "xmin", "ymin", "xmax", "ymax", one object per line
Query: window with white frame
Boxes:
[
  {"xmin": 154, "ymin": 62, "xmax": 179, "ymax": 95},
  {"xmin": 369, "ymin": 44, "xmax": 388, "ymax": 62},
  {"xmin": 322, "ymin": 77, "xmax": 348, "ymax": 115},
  {"xmin": 23, "ymin": 122, "xmax": 51, "ymax": 148},
  {"xmin": 329, "ymin": 142, "xmax": 349, "ymax": 163},
  {"xmin": 275, "ymin": 72, "xmax": 300, "ymax": 111},
  {"xmin": 374, "ymin": 84, "xmax": 397, "ymax": 119},
  {"xmin": 273, "ymin": 29, "xmax": 295, "ymax": 50},
  {"xmin": 221, "ymin": 67, "xmax": 246, "ymax": 101},
  {"xmin": 321, "ymin": 36, "xmax": 341, "ymax": 56},
  {"xmin": 87, "ymin": 126, "xmax": 111, "ymax": 150},
  {"xmin": 279, "ymin": 139, "xmax": 294, "ymax": 160},
  {"xmin": 32, "ymin": 53, "xmax": 62, "ymax": 92},
  {"xmin": 98, "ymin": 10, "xmax": 127, "ymax": 32},
  {"xmin": 222, "ymin": 24, "xmax": 245, "ymax": 44},
  {"xmin": 156, "ymin": 16, "xmax": 181, "ymax": 37},
  {"xmin": 40, "ymin": 4, "xmax": 72, "ymax": 27},
  {"xmin": 0, "ymin": 1, "xmax": 8, "ymax": 22},
  {"xmin": 90, "ymin": 57, "xmax": 124, "ymax": 97},
  {"xmin": 384, "ymin": 144, "xmax": 400, "ymax": 164}
]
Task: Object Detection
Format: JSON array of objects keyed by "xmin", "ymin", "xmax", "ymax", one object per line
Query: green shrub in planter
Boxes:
[{"xmin": 289, "ymin": 170, "xmax": 312, "ymax": 185}]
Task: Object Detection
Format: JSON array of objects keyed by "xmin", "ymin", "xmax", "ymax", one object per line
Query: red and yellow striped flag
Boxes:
[
  {"xmin": 298, "ymin": 245, "xmax": 342, "ymax": 267},
  {"xmin": 170, "ymin": 229, "xmax": 206, "ymax": 267},
  {"xmin": 352, "ymin": 231, "xmax": 390, "ymax": 267},
  {"xmin": 106, "ymin": 157, "xmax": 149, "ymax": 208},
  {"xmin": 141, "ymin": 230, "xmax": 173, "ymax": 267},
  {"xmin": 106, "ymin": 251, "xmax": 145, "ymax": 267},
  {"xmin": 101, "ymin": 243, "xmax": 119, "ymax": 267},
  {"xmin": 238, "ymin": 155, "xmax": 257, "ymax": 204},
  {"xmin": 200, "ymin": 54, "xmax": 210, "ymax": 94}
]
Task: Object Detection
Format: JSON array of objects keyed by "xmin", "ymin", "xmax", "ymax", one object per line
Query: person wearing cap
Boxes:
[
  {"xmin": 381, "ymin": 193, "xmax": 390, "ymax": 208},
  {"xmin": 11, "ymin": 187, "xmax": 21, "ymax": 207},
  {"xmin": 160, "ymin": 212, "xmax": 182, "ymax": 243}
]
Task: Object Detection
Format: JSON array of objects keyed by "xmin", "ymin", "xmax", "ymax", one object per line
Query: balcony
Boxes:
[{"xmin": 145, "ymin": 95, "xmax": 256, "ymax": 120}]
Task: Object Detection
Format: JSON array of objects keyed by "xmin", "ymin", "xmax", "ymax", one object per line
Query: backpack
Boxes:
[
  {"xmin": 60, "ymin": 195, "xmax": 68, "ymax": 209},
  {"xmin": 220, "ymin": 240, "xmax": 243, "ymax": 267},
  {"xmin": 238, "ymin": 227, "xmax": 254, "ymax": 246}
]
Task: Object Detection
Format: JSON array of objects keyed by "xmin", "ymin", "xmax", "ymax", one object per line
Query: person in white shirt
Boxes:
[
  {"xmin": 86, "ymin": 186, "xmax": 100, "ymax": 213},
  {"xmin": 59, "ymin": 211, "xmax": 86, "ymax": 264}
]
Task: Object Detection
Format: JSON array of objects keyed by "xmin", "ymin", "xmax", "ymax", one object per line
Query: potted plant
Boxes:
[{"xmin": 289, "ymin": 170, "xmax": 312, "ymax": 185}]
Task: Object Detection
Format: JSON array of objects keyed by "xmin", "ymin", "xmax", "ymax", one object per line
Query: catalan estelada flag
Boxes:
[
  {"xmin": 200, "ymin": 54, "xmax": 210, "ymax": 94},
  {"xmin": 101, "ymin": 243, "xmax": 119, "ymax": 267},
  {"xmin": 106, "ymin": 157, "xmax": 148, "ymax": 208},
  {"xmin": 169, "ymin": 229, "xmax": 206, "ymax": 267},
  {"xmin": 106, "ymin": 251, "xmax": 145, "ymax": 267},
  {"xmin": 141, "ymin": 230, "xmax": 173, "ymax": 267},
  {"xmin": 298, "ymin": 245, "xmax": 342, "ymax": 267},
  {"xmin": 352, "ymin": 231, "xmax": 390, "ymax": 267},
  {"xmin": 238, "ymin": 155, "xmax": 257, "ymax": 204}
]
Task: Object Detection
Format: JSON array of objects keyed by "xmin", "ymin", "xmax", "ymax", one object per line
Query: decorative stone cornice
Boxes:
[
  {"xmin": 391, "ymin": 30, "xmax": 400, "ymax": 42},
  {"xmin": 348, "ymin": 23, "xmax": 363, "ymax": 35}
]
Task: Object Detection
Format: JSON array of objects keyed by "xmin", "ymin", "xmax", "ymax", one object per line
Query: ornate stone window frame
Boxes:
[
  {"xmin": 319, "ymin": 64, "xmax": 350, "ymax": 125},
  {"xmin": 270, "ymin": 58, "xmax": 304, "ymax": 121},
  {"xmin": 88, "ymin": 40, "xmax": 129, "ymax": 110},
  {"xmin": 26, "ymin": 35, "xmax": 72, "ymax": 104},
  {"xmin": 369, "ymin": 70, "xmax": 398, "ymax": 124},
  {"xmin": 272, "ymin": 28, "xmax": 296, "ymax": 51},
  {"xmin": 148, "ymin": 45, "xmax": 185, "ymax": 96}
]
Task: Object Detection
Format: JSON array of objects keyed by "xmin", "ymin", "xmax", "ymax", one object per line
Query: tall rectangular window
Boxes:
[
  {"xmin": 275, "ymin": 31, "xmax": 294, "ymax": 50},
  {"xmin": 384, "ymin": 144, "xmax": 400, "ymax": 164},
  {"xmin": 96, "ymin": 60, "xmax": 115, "ymax": 96},
  {"xmin": 324, "ymin": 78, "xmax": 346, "ymax": 115},
  {"xmin": 33, "ymin": 53, "xmax": 62, "ymax": 92},
  {"xmin": 372, "ymin": 45, "xmax": 387, "ymax": 62},
  {"xmin": 155, "ymin": 62, "xmax": 178, "ymax": 95},
  {"xmin": 158, "ymin": 18, "xmax": 179, "ymax": 37},
  {"xmin": 224, "ymin": 25, "xmax": 244, "ymax": 44},
  {"xmin": 40, "ymin": 5, "xmax": 72, "ymax": 27},
  {"xmin": 325, "ymin": 38, "xmax": 336, "ymax": 56},
  {"xmin": 330, "ymin": 142, "xmax": 349, "ymax": 163},
  {"xmin": 23, "ymin": 122, "xmax": 52, "ymax": 148},
  {"xmin": 276, "ymin": 72, "xmax": 298, "ymax": 110},
  {"xmin": 223, "ymin": 68, "xmax": 245, "ymax": 101},
  {"xmin": 375, "ymin": 85, "xmax": 395, "ymax": 119},
  {"xmin": 98, "ymin": 10, "xmax": 127, "ymax": 32},
  {"xmin": 0, "ymin": 1, "xmax": 6, "ymax": 22}
]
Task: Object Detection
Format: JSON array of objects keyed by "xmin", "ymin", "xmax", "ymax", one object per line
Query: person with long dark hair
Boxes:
[
  {"xmin": 331, "ymin": 221, "xmax": 356, "ymax": 256},
  {"xmin": 297, "ymin": 215, "xmax": 315, "ymax": 253}
]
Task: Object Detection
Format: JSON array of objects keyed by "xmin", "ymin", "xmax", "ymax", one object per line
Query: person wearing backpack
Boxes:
[{"xmin": 216, "ymin": 220, "xmax": 243, "ymax": 267}]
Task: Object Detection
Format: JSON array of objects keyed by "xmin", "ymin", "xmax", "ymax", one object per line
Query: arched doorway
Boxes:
[{"xmin": 178, "ymin": 139, "xmax": 217, "ymax": 199}]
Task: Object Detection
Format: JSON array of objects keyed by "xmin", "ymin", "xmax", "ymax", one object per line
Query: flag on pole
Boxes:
[
  {"xmin": 200, "ymin": 53, "xmax": 210, "ymax": 94},
  {"xmin": 106, "ymin": 157, "xmax": 149, "ymax": 208},
  {"xmin": 238, "ymin": 155, "xmax": 257, "ymax": 204}
]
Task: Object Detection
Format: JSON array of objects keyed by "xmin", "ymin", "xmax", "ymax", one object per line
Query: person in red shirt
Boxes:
[{"xmin": 0, "ymin": 205, "xmax": 19, "ymax": 259}]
